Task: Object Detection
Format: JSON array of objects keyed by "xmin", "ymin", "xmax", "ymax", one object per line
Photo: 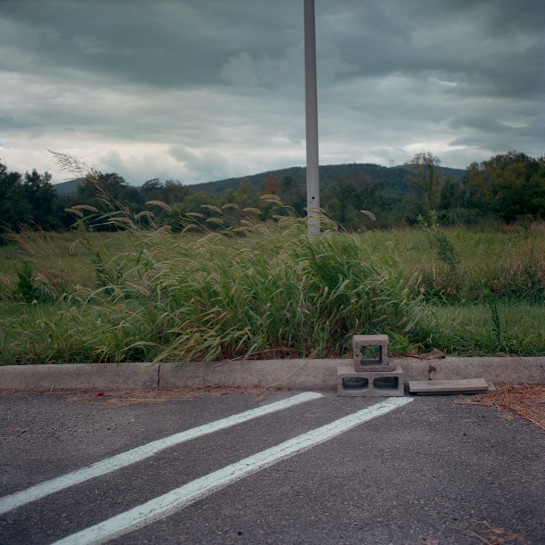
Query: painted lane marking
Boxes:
[
  {"xmin": 0, "ymin": 391, "xmax": 322, "ymax": 515},
  {"xmin": 53, "ymin": 397, "xmax": 413, "ymax": 545}
]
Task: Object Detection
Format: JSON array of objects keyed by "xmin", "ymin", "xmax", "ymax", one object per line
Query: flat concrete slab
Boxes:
[{"xmin": 409, "ymin": 378, "xmax": 491, "ymax": 394}]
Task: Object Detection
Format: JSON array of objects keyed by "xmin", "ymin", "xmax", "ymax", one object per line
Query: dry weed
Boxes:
[
  {"xmin": 464, "ymin": 521, "xmax": 535, "ymax": 545},
  {"xmin": 462, "ymin": 385, "xmax": 545, "ymax": 431}
]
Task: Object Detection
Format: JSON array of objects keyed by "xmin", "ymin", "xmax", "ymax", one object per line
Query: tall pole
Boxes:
[{"xmin": 304, "ymin": 0, "xmax": 320, "ymax": 235}]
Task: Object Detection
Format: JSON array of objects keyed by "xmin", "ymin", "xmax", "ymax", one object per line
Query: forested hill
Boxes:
[
  {"xmin": 52, "ymin": 162, "xmax": 465, "ymax": 197},
  {"xmin": 188, "ymin": 163, "xmax": 466, "ymax": 196},
  {"xmin": 3, "ymin": 151, "xmax": 544, "ymax": 235}
]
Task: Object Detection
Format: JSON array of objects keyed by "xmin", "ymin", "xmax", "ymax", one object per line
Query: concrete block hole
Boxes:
[
  {"xmin": 342, "ymin": 377, "xmax": 369, "ymax": 390},
  {"xmin": 358, "ymin": 345, "xmax": 382, "ymax": 366},
  {"xmin": 373, "ymin": 376, "xmax": 399, "ymax": 390}
]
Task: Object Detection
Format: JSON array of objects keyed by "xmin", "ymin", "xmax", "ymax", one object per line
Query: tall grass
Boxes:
[
  {"xmin": 1, "ymin": 209, "xmax": 544, "ymax": 365},
  {"xmin": 424, "ymin": 302, "xmax": 545, "ymax": 356},
  {"xmin": 360, "ymin": 221, "xmax": 545, "ymax": 304},
  {"xmin": 0, "ymin": 206, "xmax": 427, "ymax": 364}
]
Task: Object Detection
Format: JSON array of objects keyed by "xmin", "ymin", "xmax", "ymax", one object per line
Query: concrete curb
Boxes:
[{"xmin": 1, "ymin": 357, "xmax": 544, "ymax": 392}]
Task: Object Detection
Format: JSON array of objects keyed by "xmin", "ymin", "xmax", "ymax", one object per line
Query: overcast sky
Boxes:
[{"xmin": 1, "ymin": 0, "xmax": 543, "ymax": 185}]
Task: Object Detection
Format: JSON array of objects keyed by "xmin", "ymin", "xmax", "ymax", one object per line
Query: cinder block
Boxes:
[
  {"xmin": 337, "ymin": 365, "xmax": 405, "ymax": 397},
  {"xmin": 353, "ymin": 334, "xmax": 395, "ymax": 371}
]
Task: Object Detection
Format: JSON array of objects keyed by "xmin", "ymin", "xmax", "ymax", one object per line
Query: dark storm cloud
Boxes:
[
  {"xmin": 0, "ymin": 0, "xmax": 302, "ymax": 87},
  {"xmin": 0, "ymin": 0, "xmax": 543, "ymax": 183},
  {"xmin": 318, "ymin": 0, "xmax": 543, "ymax": 96}
]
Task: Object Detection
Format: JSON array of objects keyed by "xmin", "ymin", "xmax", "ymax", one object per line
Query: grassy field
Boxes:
[{"xmin": 1, "ymin": 215, "xmax": 544, "ymax": 365}]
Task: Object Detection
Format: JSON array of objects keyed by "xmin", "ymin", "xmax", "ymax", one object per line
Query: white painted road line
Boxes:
[
  {"xmin": 0, "ymin": 391, "xmax": 322, "ymax": 515},
  {"xmin": 53, "ymin": 397, "xmax": 413, "ymax": 545}
]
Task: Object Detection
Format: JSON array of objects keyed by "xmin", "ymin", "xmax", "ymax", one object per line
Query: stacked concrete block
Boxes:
[
  {"xmin": 352, "ymin": 334, "xmax": 395, "ymax": 372},
  {"xmin": 338, "ymin": 334, "xmax": 405, "ymax": 396}
]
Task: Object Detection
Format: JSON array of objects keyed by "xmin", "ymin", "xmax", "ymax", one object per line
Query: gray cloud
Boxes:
[{"xmin": 0, "ymin": 0, "xmax": 543, "ymax": 184}]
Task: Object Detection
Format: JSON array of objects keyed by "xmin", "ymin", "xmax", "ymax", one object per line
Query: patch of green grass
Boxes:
[
  {"xmin": 360, "ymin": 223, "xmax": 545, "ymax": 304},
  {"xmin": 1, "ymin": 213, "xmax": 544, "ymax": 365},
  {"xmin": 421, "ymin": 302, "xmax": 545, "ymax": 356}
]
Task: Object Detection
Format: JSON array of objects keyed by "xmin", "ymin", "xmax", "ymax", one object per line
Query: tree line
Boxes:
[{"xmin": 1, "ymin": 150, "xmax": 544, "ymax": 238}]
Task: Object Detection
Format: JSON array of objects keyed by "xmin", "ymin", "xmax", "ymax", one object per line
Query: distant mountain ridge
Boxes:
[
  {"xmin": 188, "ymin": 163, "xmax": 466, "ymax": 196},
  {"xmin": 52, "ymin": 178, "xmax": 83, "ymax": 195},
  {"xmin": 52, "ymin": 163, "xmax": 466, "ymax": 197}
]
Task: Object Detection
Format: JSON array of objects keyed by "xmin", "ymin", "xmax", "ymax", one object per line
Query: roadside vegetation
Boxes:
[
  {"xmin": 1, "ymin": 150, "xmax": 544, "ymax": 365},
  {"xmin": 1, "ymin": 209, "xmax": 544, "ymax": 365}
]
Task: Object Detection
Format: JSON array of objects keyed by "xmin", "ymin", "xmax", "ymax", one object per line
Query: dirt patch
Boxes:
[
  {"xmin": 461, "ymin": 384, "xmax": 545, "ymax": 431},
  {"xmin": 0, "ymin": 385, "xmax": 277, "ymax": 407}
]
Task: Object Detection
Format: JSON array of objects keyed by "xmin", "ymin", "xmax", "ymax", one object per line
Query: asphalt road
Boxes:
[{"xmin": 1, "ymin": 389, "xmax": 544, "ymax": 545}]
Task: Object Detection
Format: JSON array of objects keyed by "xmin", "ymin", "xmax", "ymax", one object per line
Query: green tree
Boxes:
[
  {"xmin": 279, "ymin": 174, "xmax": 306, "ymax": 216},
  {"xmin": 163, "ymin": 179, "xmax": 191, "ymax": 204},
  {"xmin": 140, "ymin": 178, "xmax": 163, "ymax": 203},
  {"xmin": 437, "ymin": 174, "xmax": 471, "ymax": 224},
  {"xmin": 22, "ymin": 169, "xmax": 62, "ymax": 230},
  {"xmin": 0, "ymin": 161, "xmax": 24, "ymax": 234},
  {"xmin": 231, "ymin": 178, "xmax": 259, "ymax": 208},
  {"xmin": 324, "ymin": 174, "xmax": 382, "ymax": 230},
  {"xmin": 141, "ymin": 178, "xmax": 190, "ymax": 206},
  {"xmin": 70, "ymin": 172, "xmax": 140, "ymax": 230},
  {"xmin": 76, "ymin": 172, "xmax": 139, "ymax": 210},
  {"xmin": 460, "ymin": 151, "xmax": 545, "ymax": 223},
  {"xmin": 406, "ymin": 152, "xmax": 442, "ymax": 213},
  {"xmin": 487, "ymin": 152, "xmax": 545, "ymax": 222},
  {"xmin": 0, "ymin": 162, "xmax": 64, "ymax": 234}
]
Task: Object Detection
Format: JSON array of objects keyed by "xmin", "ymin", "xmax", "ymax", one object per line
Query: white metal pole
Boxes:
[{"xmin": 304, "ymin": 0, "xmax": 320, "ymax": 235}]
